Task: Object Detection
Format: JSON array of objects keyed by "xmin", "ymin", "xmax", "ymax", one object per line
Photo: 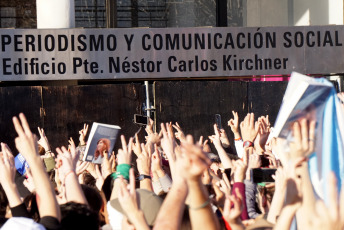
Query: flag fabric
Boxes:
[{"xmin": 309, "ymin": 79, "xmax": 344, "ymax": 202}]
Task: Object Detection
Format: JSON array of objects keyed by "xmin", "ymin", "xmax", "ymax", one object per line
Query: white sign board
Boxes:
[{"xmin": 0, "ymin": 26, "xmax": 343, "ymax": 80}]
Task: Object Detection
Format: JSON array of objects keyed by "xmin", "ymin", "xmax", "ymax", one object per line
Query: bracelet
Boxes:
[
  {"xmin": 234, "ymin": 137, "xmax": 242, "ymax": 141},
  {"xmin": 45, "ymin": 150, "xmax": 52, "ymax": 154},
  {"xmin": 187, "ymin": 199, "xmax": 210, "ymax": 210},
  {"xmin": 64, "ymin": 171, "xmax": 75, "ymax": 182}
]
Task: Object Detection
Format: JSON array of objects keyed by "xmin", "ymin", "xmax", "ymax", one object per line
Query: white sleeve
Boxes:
[
  {"xmin": 234, "ymin": 139, "xmax": 244, "ymax": 158},
  {"xmin": 159, "ymin": 174, "xmax": 172, "ymax": 192}
]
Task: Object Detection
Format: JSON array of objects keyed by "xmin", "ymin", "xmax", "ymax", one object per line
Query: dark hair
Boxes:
[
  {"xmin": 101, "ymin": 174, "xmax": 115, "ymax": 201},
  {"xmin": 23, "ymin": 193, "xmax": 40, "ymax": 222},
  {"xmin": 81, "ymin": 185, "xmax": 103, "ymax": 213},
  {"xmin": 0, "ymin": 184, "xmax": 8, "ymax": 217},
  {"xmin": 60, "ymin": 202, "xmax": 99, "ymax": 230},
  {"xmin": 82, "ymin": 172, "xmax": 96, "ymax": 188}
]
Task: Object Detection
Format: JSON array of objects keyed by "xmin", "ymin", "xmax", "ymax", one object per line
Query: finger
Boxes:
[
  {"xmin": 213, "ymin": 124, "xmax": 220, "ymax": 136},
  {"xmin": 228, "ymin": 119, "xmax": 233, "ymax": 127},
  {"xmin": 55, "ymin": 147, "xmax": 63, "ymax": 156},
  {"xmin": 135, "ymin": 133, "xmax": 141, "ymax": 146},
  {"xmin": 234, "ymin": 111, "xmax": 239, "ymax": 123},
  {"xmin": 121, "ymin": 135, "xmax": 127, "ymax": 152},
  {"xmin": 309, "ymin": 120, "xmax": 316, "ymax": 152},
  {"xmin": 300, "ymin": 119, "xmax": 309, "ymax": 151},
  {"xmin": 127, "ymin": 137, "xmax": 133, "ymax": 155},
  {"xmin": 38, "ymin": 127, "xmax": 43, "ymax": 137},
  {"xmin": 103, "ymin": 150, "xmax": 109, "ymax": 160},
  {"xmin": 198, "ymin": 136, "xmax": 204, "ymax": 145},
  {"xmin": 292, "ymin": 121, "xmax": 302, "ymax": 146},
  {"xmin": 13, "ymin": 116, "xmax": 25, "ymax": 137},
  {"xmin": 1, "ymin": 143, "xmax": 9, "ymax": 165},
  {"xmin": 61, "ymin": 146, "xmax": 70, "ymax": 156},
  {"xmin": 141, "ymin": 143, "xmax": 147, "ymax": 156},
  {"xmin": 172, "ymin": 124, "xmax": 181, "ymax": 132},
  {"xmin": 19, "ymin": 113, "xmax": 32, "ymax": 136},
  {"xmin": 250, "ymin": 113, "xmax": 256, "ymax": 129},
  {"xmin": 160, "ymin": 123, "xmax": 167, "ymax": 138}
]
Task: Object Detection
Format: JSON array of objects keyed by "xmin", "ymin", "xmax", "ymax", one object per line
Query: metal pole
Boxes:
[
  {"xmin": 145, "ymin": 81, "xmax": 151, "ymax": 118},
  {"xmin": 106, "ymin": 0, "xmax": 117, "ymax": 28},
  {"xmin": 216, "ymin": 0, "xmax": 228, "ymax": 27}
]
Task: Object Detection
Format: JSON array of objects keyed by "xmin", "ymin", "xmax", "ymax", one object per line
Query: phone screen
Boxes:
[
  {"xmin": 134, "ymin": 114, "xmax": 149, "ymax": 126},
  {"xmin": 251, "ymin": 168, "xmax": 276, "ymax": 183},
  {"xmin": 215, "ymin": 114, "xmax": 222, "ymax": 129}
]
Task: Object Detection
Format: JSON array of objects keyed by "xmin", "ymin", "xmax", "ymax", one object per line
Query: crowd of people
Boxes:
[{"xmin": 0, "ymin": 103, "xmax": 343, "ymax": 229}]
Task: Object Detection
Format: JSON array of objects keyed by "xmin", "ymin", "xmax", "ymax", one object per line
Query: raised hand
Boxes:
[
  {"xmin": 79, "ymin": 123, "xmax": 89, "ymax": 146},
  {"xmin": 68, "ymin": 137, "xmax": 79, "ymax": 169},
  {"xmin": 117, "ymin": 168, "xmax": 150, "ymax": 230},
  {"xmin": 101, "ymin": 150, "xmax": 115, "ymax": 178},
  {"xmin": 0, "ymin": 143, "xmax": 16, "ymax": 187},
  {"xmin": 256, "ymin": 115, "xmax": 270, "ymax": 149},
  {"xmin": 240, "ymin": 113, "xmax": 259, "ymax": 142},
  {"xmin": 145, "ymin": 118, "xmax": 161, "ymax": 145},
  {"xmin": 179, "ymin": 135, "xmax": 211, "ymax": 181},
  {"xmin": 55, "ymin": 146, "xmax": 74, "ymax": 183},
  {"xmin": 228, "ymin": 111, "xmax": 241, "ymax": 139},
  {"xmin": 132, "ymin": 133, "xmax": 142, "ymax": 157},
  {"xmin": 208, "ymin": 124, "xmax": 222, "ymax": 147},
  {"xmin": 37, "ymin": 127, "xmax": 51, "ymax": 152},
  {"xmin": 223, "ymin": 188, "xmax": 245, "ymax": 229},
  {"xmin": 289, "ymin": 118, "xmax": 316, "ymax": 159},
  {"xmin": 117, "ymin": 135, "xmax": 133, "ymax": 165},
  {"xmin": 173, "ymin": 122, "xmax": 186, "ymax": 142},
  {"xmin": 136, "ymin": 143, "xmax": 151, "ymax": 175}
]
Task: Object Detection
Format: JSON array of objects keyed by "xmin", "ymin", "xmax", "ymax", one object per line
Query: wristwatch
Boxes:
[
  {"xmin": 137, "ymin": 174, "xmax": 151, "ymax": 181},
  {"xmin": 243, "ymin": 141, "xmax": 254, "ymax": 148}
]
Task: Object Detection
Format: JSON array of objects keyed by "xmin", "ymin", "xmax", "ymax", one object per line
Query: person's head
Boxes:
[
  {"xmin": 60, "ymin": 202, "xmax": 99, "ymax": 230},
  {"xmin": 101, "ymin": 174, "xmax": 115, "ymax": 202},
  {"xmin": 23, "ymin": 193, "xmax": 39, "ymax": 222},
  {"xmin": 37, "ymin": 144, "xmax": 45, "ymax": 156},
  {"xmin": 82, "ymin": 172, "xmax": 97, "ymax": 188},
  {"xmin": 208, "ymin": 153, "xmax": 221, "ymax": 175},
  {"xmin": 81, "ymin": 185, "xmax": 103, "ymax": 213},
  {"xmin": 109, "ymin": 189, "xmax": 163, "ymax": 229}
]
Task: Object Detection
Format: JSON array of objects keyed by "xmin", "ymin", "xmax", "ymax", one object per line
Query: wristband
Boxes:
[
  {"xmin": 111, "ymin": 164, "xmax": 131, "ymax": 181},
  {"xmin": 137, "ymin": 174, "xmax": 151, "ymax": 181},
  {"xmin": 187, "ymin": 199, "xmax": 210, "ymax": 210},
  {"xmin": 234, "ymin": 137, "xmax": 242, "ymax": 141}
]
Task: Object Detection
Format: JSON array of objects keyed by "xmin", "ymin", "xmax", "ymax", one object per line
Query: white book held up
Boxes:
[{"xmin": 83, "ymin": 122, "xmax": 121, "ymax": 164}]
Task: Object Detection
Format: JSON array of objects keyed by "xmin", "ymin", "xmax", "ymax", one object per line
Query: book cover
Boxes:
[
  {"xmin": 14, "ymin": 153, "xmax": 29, "ymax": 175},
  {"xmin": 273, "ymin": 72, "xmax": 332, "ymax": 140},
  {"xmin": 83, "ymin": 122, "xmax": 121, "ymax": 164}
]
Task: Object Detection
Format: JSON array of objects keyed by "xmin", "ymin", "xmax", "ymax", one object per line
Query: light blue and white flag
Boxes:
[{"xmin": 274, "ymin": 72, "xmax": 344, "ymax": 202}]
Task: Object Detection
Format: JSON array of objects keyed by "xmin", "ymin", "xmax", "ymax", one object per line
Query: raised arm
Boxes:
[
  {"xmin": 0, "ymin": 143, "xmax": 22, "ymax": 208},
  {"xmin": 208, "ymin": 124, "xmax": 232, "ymax": 168},
  {"xmin": 182, "ymin": 135, "xmax": 220, "ymax": 230},
  {"xmin": 13, "ymin": 113, "xmax": 60, "ymax": 220}
]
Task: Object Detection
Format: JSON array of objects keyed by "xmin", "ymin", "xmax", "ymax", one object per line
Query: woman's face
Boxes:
[{"xmin": 97, "ymin": 140, "xmax": 107, "ymax": 152}]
